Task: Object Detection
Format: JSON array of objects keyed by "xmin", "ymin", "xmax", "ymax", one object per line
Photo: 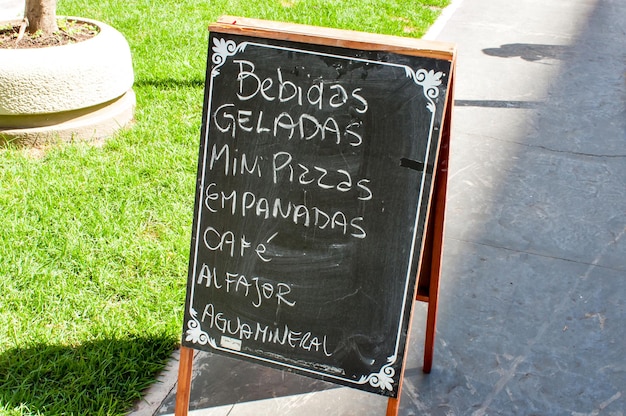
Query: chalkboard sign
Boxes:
[{"xmin": 182, "ymin": 17, "xmax": 454, "ymax": 398}]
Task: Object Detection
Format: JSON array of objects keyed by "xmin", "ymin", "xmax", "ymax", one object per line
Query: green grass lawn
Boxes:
[{"xmin": 0, "ymin": 0, "xmax": 448, "ymax": 414}]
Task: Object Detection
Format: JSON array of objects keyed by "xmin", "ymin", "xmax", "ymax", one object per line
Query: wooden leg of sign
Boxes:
[
  {"xmin": 386, "ymin": 395, "xmax": 401, "ymax": 416},
  {"xmin": 422, "ymin": 72, "xmax": 453, "ymax": 374},
  {"xmin": 422, "ymin": 165, "xmax": 446, "ymax": 373},
  {"xmin": 174, "ymin": 346, "xmax": 194, "ymax": 416},
  {"xmin": 422, "ymin": 279, "xmax": 440, "ymax": 373},
  {"xmin": 415, "ymin": 68, "xmax": 454, "ymax": 374},
  {"xmin": 385, "ymin": 346, "xmax": 410, "ymax": 416}
]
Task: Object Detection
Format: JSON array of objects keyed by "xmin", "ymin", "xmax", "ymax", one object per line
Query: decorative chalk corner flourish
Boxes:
[
  {"xmin": 357, "ymin": 355, "xmax": 397, "ymax": 392},
  {"xmin": 185, "ymin": 308, "xmax": 216, "ymax": 347},
  {"xmin": 211, "ymin": 37, "xmax": 247, "ymax": 77},
  {"xmin": 406, "ymin": 68, "xmax": 444, "ymax": 113}
]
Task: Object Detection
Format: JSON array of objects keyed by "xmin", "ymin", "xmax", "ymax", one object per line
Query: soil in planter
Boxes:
[{"xmin": 0, "ymin": 18, "xmax": 99, "ymax": 49}]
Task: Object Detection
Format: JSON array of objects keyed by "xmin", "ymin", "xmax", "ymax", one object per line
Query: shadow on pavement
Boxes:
[{"xmin": 156, "ymin": 351, "xmax": 338, "ymax": 413}]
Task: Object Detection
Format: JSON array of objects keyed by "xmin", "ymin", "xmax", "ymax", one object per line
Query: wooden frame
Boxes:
[
  {"xmin": 175, "ymin": 16, "xmax": 456, "ymax": 416},
  {"xmin": 210, "ymin": 16, "xmax": 455, "ymax": 61}
]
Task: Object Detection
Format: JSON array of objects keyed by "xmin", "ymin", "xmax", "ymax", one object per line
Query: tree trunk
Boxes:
[{"xmin": 25, "ymin": 0, "xmax": 58, "ymax": 35}]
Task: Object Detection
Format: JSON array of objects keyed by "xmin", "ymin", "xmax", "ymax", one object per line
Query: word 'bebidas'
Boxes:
[{"xmin": 234, "ymin": 60, "xmax": 369, "ymax": 112}]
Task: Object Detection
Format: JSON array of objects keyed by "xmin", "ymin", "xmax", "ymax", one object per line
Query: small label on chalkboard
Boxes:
[{"xmin": 220, "ymin": 336, "xmax": 242, "ymax": 351}]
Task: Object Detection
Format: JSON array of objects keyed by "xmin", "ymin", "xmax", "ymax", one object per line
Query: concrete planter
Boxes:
[{"xmin": 0, "ymin": 17, "xmax": 135, "ymax": 146}]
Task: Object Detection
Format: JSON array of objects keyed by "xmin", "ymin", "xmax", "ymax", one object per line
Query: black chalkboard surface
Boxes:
[{"xmin": 182, "ymin": 18, "xmax": 453, "ymax": 398}]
